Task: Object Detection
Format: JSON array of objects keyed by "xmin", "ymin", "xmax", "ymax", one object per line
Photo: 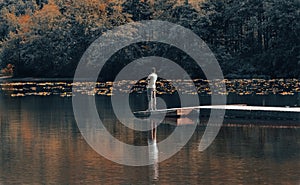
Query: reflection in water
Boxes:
[
  {"xmin": 0, "ymin": 95, "xmax": 299, "ymax": 184},
  {"xmin": 148, "ymin": 119, "xmax": 159, "ymax": 180},
  {"xmin": 164, "ymin": 117, "xmax": 198, "ymax": 126}
]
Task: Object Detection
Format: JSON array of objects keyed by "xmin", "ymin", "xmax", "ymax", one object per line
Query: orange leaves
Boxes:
[
  {"xmin": 2, "ymin": 10, "xmax": 32, "ymax": 41},
  {"xmin": 62, "ymin": 0, "xmax": 112, "ymax": 33},
  {"xmin": 1, "ymin": 0, "xmax": 127, "ymax": 45},
  {"xmin": 30, "ymin": 2, "xmax": 63, "ymax": 35},
  {"xmin": 2, "ymin": 1, "xmax": 62, "ymax": 40},
  {"xmin": 99, "ymin": 3, "xmax": 107, "ymax": 12},
  {"xmin": 18, "ymin": 14, "xmax": 32, "ymax": 33},
  {"xmin": 34, "ymin": 3, "xmax": 61, "ymax": 20},
  {"xmin": 114, "ymin": 4, "xmax": 123, "ymax": 12},
  {"xmin": 18, "ymin": 14, "xmax": 31, "ymax": 24},
  {"xmin": 0, "ymin": 64, "xmax": 14, "ymax": 76},
  {"xmin": 3, "ymin": 12, "xmax": 18, "ymax": 28}
]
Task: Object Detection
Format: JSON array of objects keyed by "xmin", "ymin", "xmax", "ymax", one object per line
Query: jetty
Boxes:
[{"xmin": 134, "ymin": 105, "xmax": 300, "ymax": 121}]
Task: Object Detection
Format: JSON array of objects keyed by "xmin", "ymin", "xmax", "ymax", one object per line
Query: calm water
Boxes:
[{"xmin": 0, "ymin": 94, "xmax": 300, "ymax": 184}]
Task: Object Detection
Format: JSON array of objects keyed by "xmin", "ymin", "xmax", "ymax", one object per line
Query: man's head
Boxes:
[{"xmin": 152, "ymin": 67, "xmax": 156, "ymax": 73}]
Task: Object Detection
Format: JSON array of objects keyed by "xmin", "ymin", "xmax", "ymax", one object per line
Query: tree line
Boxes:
[{"xmin": 0, "ymin": 0, "xmax": 299, "ymax": 79}]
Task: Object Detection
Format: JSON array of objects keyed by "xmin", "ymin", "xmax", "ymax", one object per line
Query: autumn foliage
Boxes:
[
  {"xmin": 1, "ymin": 63, "xmax": 14, "ymax": 76},
  {"xmin": 0, "ymin": 0, "xmax": 299, "ymax": 78}
]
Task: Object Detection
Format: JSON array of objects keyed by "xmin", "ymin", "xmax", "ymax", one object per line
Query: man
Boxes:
[{"xmin": 147, "ymin": 67, "xmax": 158, "ymax": 110}]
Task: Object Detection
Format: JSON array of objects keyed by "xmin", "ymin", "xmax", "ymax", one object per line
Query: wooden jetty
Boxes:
[{"xmin": 134, "ymin": 105, "xmax": 300, "ymax": 121}]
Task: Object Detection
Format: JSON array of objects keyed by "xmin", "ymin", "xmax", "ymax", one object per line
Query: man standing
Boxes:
[{"xmin": 147, "ymin": 67, "xmax": 158, "ymax": 110}]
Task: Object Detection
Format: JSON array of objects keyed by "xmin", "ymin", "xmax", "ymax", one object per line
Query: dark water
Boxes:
[{"xmin": 0, "ymin": 95, "xmax": 299, "ymax": 184}]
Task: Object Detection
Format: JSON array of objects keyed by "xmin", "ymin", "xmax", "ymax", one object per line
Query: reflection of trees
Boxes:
[
  {"xmin": 157, "ymin": 125, "xmax": 300, "ymax": 184},
  {"xmin": 217, "ymin": 126, "xmax": 300, "ymax": 160},
  {"xmin": 0, "ymin": 95, "xmax": 299, "ymax": 184}
]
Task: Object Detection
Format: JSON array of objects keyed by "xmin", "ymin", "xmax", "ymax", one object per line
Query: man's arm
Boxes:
[{"xmin": 146, "ymin": 74, "xmax": 151, "ymax": 83}]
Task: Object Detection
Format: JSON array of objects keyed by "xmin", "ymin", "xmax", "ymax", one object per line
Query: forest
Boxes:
[{"xmin": 0, "ymin": 0, "xmax": 299, "ymax": 79}]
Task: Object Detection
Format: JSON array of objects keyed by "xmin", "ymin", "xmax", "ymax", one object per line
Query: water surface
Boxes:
[{"xmin": 0, "ymin": 95, "xmax": 299, "ymax": 184}]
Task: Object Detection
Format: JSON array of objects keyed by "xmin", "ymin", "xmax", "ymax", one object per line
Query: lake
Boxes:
[{"xmin": 0, "ymin": 80, "xmax": 300, "ymax": 184}]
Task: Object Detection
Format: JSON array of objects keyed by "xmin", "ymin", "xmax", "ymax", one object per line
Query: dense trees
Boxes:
[
  {"xmin": 0, "ymin": 0, "xmax": 128, "ymax": 77},
  {"xmin": 0, "ymin": 0, "xmax": 299, "ymax": 78},
  {"xmin": 199, "ymin": 0, "xmax": 300, "ymax": 78}
]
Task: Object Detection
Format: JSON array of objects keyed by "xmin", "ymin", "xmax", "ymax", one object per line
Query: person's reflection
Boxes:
[{"xmin": 148, "ymin": 119, "xmax": 159, "ymax": 180}]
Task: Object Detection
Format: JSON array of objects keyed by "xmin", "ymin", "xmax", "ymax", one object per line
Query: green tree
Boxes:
[{"xmin": 122, "ymin": 0, "xmax": 153, "ymax": 21}]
